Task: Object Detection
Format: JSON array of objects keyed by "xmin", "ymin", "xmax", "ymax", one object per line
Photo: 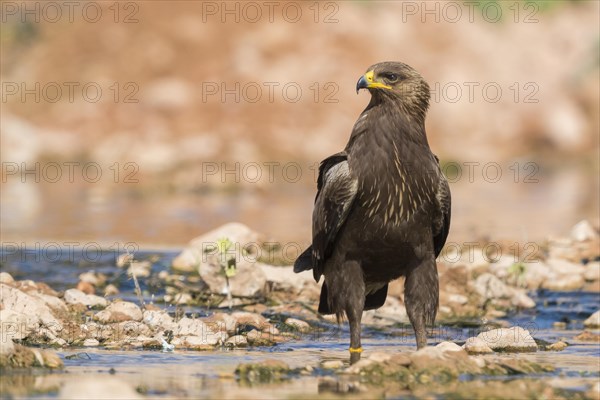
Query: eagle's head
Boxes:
[{"xmin": 356, "ymin": 62, "xmax": 430, "ymax": 122}]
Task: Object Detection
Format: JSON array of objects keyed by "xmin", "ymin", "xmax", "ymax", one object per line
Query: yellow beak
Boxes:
[{"xmin": 356, "ymin": 70, "xmax": 392, "ymax": 93}]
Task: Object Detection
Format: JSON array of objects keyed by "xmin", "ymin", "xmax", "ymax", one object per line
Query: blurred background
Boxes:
[{"xmin": 1, "ymin": 0, "xmax": 598, "ymax": 248}]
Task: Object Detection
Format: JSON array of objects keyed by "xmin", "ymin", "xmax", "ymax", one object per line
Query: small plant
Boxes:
[
  {"xmin": 508, "ymin": 262, "xmax": 527, "ymax": 288},
  {"xmin": 216, "ymin": 237, "xmax": 237, "ymax": 309}
]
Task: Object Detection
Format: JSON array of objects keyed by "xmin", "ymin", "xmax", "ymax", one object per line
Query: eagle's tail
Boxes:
[{"xmin": 293, "ymin": 246, "xmax": 313, "ymax": 273}]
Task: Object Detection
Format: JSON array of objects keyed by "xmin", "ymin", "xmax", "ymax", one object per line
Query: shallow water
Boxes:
[{"xmin": 1, "ymin": 249, "xmax": 599, "ymax": 398}]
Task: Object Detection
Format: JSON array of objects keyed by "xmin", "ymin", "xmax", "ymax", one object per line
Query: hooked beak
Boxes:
[{"xmin": 356, "ymin": 70, "xmax": 392, "ymax": 94}]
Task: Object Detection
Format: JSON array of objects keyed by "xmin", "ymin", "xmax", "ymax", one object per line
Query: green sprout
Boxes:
[{"xmin": 508, "ymin": 262, "xmax": 527, "ymax": 287}]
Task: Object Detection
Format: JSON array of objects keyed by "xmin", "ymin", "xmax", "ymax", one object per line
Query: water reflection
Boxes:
[{"xmin": 1, "ymin": 160, "xmax": 597, "ymax": 246}]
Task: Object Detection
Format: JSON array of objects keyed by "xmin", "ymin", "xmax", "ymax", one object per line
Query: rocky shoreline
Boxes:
[{"xmin": 1, "ymin": 221, "xmax": 599, "ymax": 397}]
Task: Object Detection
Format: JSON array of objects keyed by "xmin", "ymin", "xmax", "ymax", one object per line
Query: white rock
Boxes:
[
  {"xmin": 321, "ymin": 360, "xmax": 344, "ymax": 369},
  {"xmin": 225, "ymin": 335, "xmax": 248, "ymax": 347},
  {"xmin": 199, "ymin": 255, "xmax": 267, "ymax": 298},
  {"xmin": 0, "ymin": 284, "xmax": 63, "ymax": 337},
  {"xmin": 172, "ymin": 222, "xmax": 265, "ymax": 272},
  {"xmin": 584, "ymin": 262, "xmax": 600, "ymax": 282},
  {"xmin": 175, "ymin": 317, "xmax": 211, "ymax": 336},
  {"xmin": 64, "ymin": 288, "xmax": 108, "ymax": 308},
  {"xmin": 473, "ymin": 273, "xmax": 511, "ymax": 301},
  {"xmin": 0, "ymin": 337, "xmax": 15, "ymax": 356},
  {"xmin": 463, "ymin": 337, "xmax": 493, "ymax": 354},
  {"xmin": 78, "ymin": 271, "xmax": 106, "ymax": 286},
  {"xmin": 571, "ymin": 220, "xmax": 598, "ymax": 242},
  {"xmin": 258, "ymin": 264, "xmax": 316, "ymax": 293},
  {"xmin": 435, "ymin": 341, "xmax": 464, "ymax": 352},
  {"xmin": 366, "ymin": 352, "xmax": 394, "ymax": 362},
  {"xmin": 476, "ymin": 327, "xmax": 537, "ymax": 352},
  {"xmin": 542, "ymin": 273, "xmax": 584, "ymax": 291},
  {"xmin": 0, "ymin": 272, "xmax": 15, "ymax": 284},
  {"xmin": 101, "ymin": 301, "xmax": 143, "ymax": 322},
  {"xmin": 511, "ymin": 290, "xmax": 536, "ymax": 309},
  {"xmin": 143, "ymin": 310, "xmax": 174, "ymax": 330},
  {"xmin": 83, "ymin": 338, "xmax": 100, "ymax": 347},
  {"xmin": 584, "ymin": 310, "xmax": 600, "ymax": 328},
  {"xmin": 447, "ymin": 293, "xmax": 468, "ymax": 305},
  {"xmin": 546, "ymin": 259, "xmax": 585, "ymax": 276},
  {"xmin": 30, "ymin": 292, "xmax": 68, "ymax": 313}
]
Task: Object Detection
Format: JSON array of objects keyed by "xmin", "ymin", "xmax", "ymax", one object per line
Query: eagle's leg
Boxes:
[
  {"xmin": 328, "ymin": 260, "xmax": 365, "ymax": 364},
  {"xmin": 404, "ymin": 257, "xmax": 439, "ymax": 349}
]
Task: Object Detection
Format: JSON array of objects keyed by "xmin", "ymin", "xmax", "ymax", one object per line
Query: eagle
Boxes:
[{"xmin": 294, "ymin": 61, "xmax": 451, "ymax": 362}]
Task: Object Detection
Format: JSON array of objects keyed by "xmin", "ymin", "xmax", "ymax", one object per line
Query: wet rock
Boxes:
[
  {"xmin": 116, "ymin": 253, "xmax": 134, "ymax": 268},
  {"xmin": 573, "ymin": 331, "xmax": 600, "ymax": 342},
  {"xmin": 164, "ymin": 292, "xmax": 193, "ymax": 305},
  {"xmin": 76, "ymin": 281, "xmax": 95, "ymax": 295},
  {"xmin": 232, "ymin": 311, "xmax": 269, "ymax": 330},
  {"xmin": 64, "ymin": 288, "xmax": 108, "ymax": 308},
  {"xmin": 463, "ymin": 337, "xmax": 494, "ymax": 354},
  {"xmin": 584, "ymin": 310, "xmax": 600, "ymax": 328},
  {"xmin": 409, "ymin": 345, "xmax": 482, "ymax": 377},
  {"xmin": 0, "ymin": 344, "xmax": 63, "ymax": 369},
  {"xmin": 143, "ymin": 309, "xmax": 175, "ymax": 330},
  {"xmin": 83, "ymin": 338, "xmax": 100, "ymax": 347},
  {"xmin": 235, "ymin": 359, "xmax": 290, "ymax": 383},
  {"xmin": 104, "ymin": 284, "xmax": 120, "ymax": 296},
  {"xmin": 94, "ymin": 301, "xmax": 143, "ymax": 323},
  {"xmin": 0, "ymin": 272, "xmax": 15, "ymax": 285},
  {"xmin": 571, "ymin": 220, "xmax": 599, "ymax": 242},
  {"xmin": 285, "ymin": 318, "xmax": 311, "ymax": 333},
  {"xmin": 179, "ymin": 334, "xmax": 226, "ymax": 349},
  {"xmin": 476, "ymin": 327, "xmax": 537, "ymax": 352},
  {"xmin": 60, "ymin": 376, "xmax": 142, "ymax": 399},
  {"xmin": 79, "ymin": 271, "xmax": 107, "ymax": 286},
  {"xmin": 172, "ymin": 222, "xmax": 266, "ymax": 272},
  {"xmin": 225, "ymin": 335, "xmax": 248, "ymax": 348},
  {"xmin": 548, "ymin": 341, "xmax": 568, "ymax": 351}
]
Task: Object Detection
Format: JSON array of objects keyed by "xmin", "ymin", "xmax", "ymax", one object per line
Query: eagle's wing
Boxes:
[
  {"xmin": 293, "ymin": 152, "xmax": 358, "ymax": 281},
  {"xmin": 432, "ymin": 157, "xmax": 451, "ymax": 258}
]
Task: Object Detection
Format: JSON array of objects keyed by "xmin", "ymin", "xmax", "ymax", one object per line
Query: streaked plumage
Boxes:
[{"xmin": 294, "ymin": 62, "xmax": 451, "ymax": 362}]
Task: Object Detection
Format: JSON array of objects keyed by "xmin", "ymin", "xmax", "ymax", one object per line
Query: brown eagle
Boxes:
[{"xmin": 294, "ymin": 61, "xmax": 451, "ymax": 362}]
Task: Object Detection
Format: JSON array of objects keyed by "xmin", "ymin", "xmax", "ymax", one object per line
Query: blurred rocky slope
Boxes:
[{"xmin": 1, "ymin": 1, "xmax": 598, "ymax": 172}]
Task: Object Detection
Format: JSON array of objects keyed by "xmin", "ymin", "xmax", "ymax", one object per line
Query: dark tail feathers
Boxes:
[
  {"xmin": 317, "ymin": 283, "xmax": 389, "ymax": 315},
  {"xmin": 293, "ymin": 246, "xmax": 313, "ymax": 273}
]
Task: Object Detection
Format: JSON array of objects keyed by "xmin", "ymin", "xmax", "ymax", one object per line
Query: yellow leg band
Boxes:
[{"xmin": 349, "ymin": 347, "xmax": 363, "ymax": 354}]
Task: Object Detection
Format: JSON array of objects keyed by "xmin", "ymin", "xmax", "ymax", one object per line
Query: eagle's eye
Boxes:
[{"xmin": 382, "ymin": 73, "xmax": 399, "ymax": 83}]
